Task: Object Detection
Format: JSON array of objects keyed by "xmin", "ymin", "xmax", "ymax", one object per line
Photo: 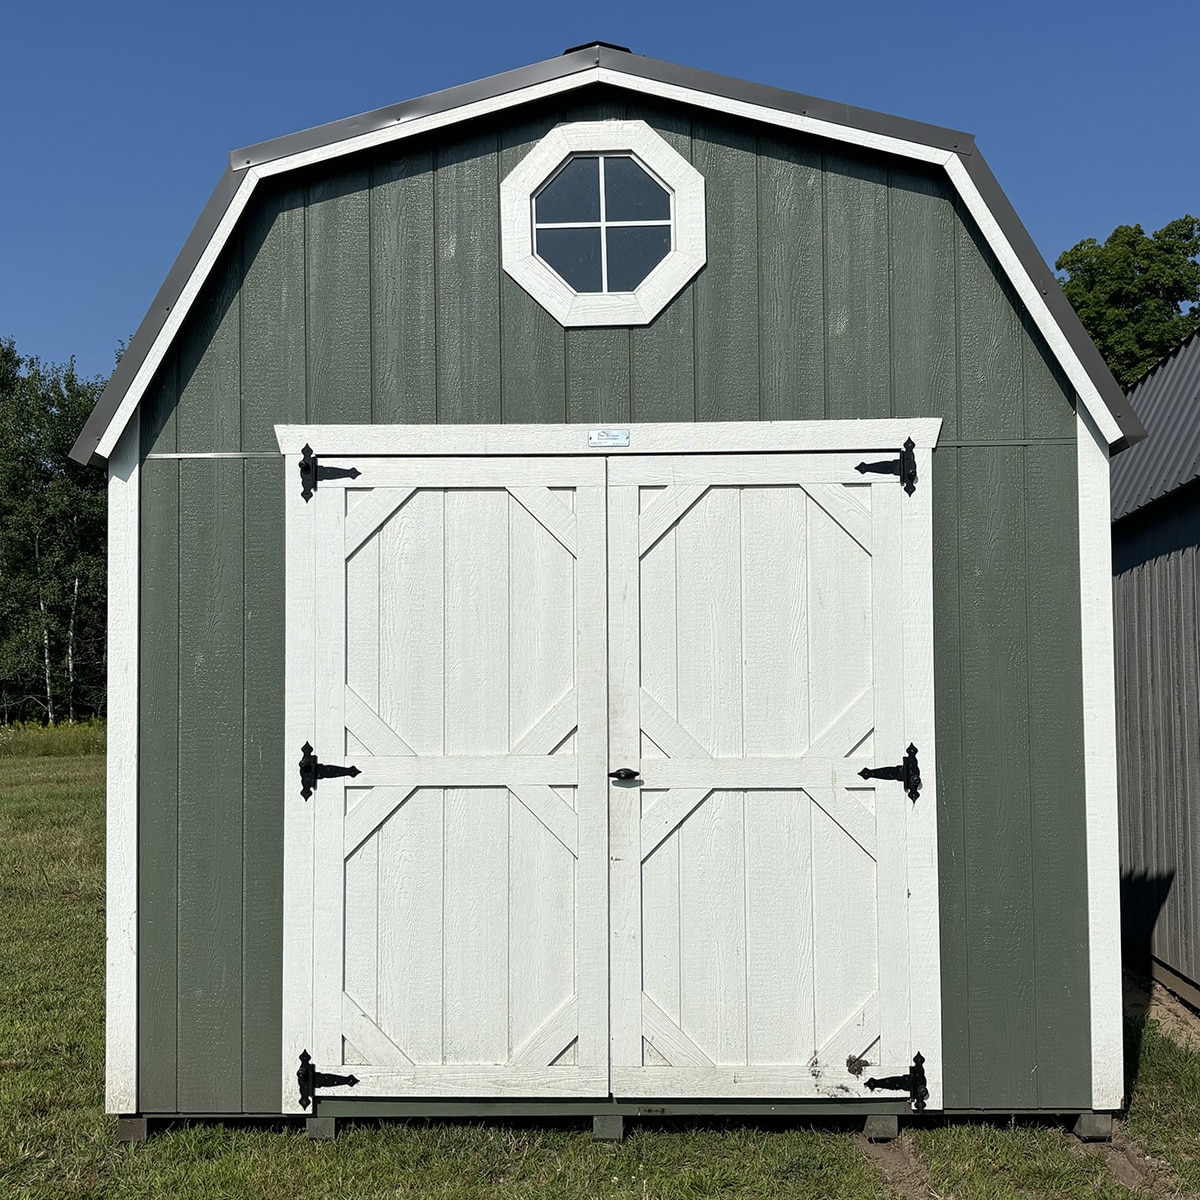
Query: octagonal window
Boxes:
[
  {"xmin": 501, "ymin": 120, "xmax": 706, "ymax": 327},
  {"xmin": 534, "ymin": 155, "xmax": 672, "ymax": 293}
]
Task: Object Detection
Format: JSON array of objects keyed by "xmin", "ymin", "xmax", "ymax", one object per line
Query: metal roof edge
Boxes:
[
  {"xmin": 70, "ymin": 165, "xmax": 248, "ymax": 466},
  {"xmin": 1127, "ymin": 323, "xmax": 1200, "ymax": 395},
  {"xmin": 230, "ymin": 46, "xmax": 607, "ymax": 171},
  {"xmin": 955, "ymin": 151, "xmax": 1147, "ymax": 453}
]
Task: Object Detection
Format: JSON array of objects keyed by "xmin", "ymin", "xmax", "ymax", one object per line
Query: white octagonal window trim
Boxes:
[{"xmin": 501, "ymin": 120, "xmax": 706, "ymax": 327}]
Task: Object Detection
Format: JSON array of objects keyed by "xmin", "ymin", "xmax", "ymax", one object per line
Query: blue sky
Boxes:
[{"xmin": 2, "ymin": 0, "xmax": 1195, "ymax": 381}]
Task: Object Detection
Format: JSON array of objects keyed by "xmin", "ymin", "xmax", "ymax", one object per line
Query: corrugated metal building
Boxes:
[{"xmin": 1112, "ymin": 327, "xmax": 1200, "ymax": 1006}]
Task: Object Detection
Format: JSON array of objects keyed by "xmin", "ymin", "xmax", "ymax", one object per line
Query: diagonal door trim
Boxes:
[
  {"xmin": 343, "ymin": 992, "xmax": 415, "ymax": 1066},
  {"xmin": 511, "ymin": 783, "xmax": 578, "ymax": 856},
  {"xmin": 344, "ymin": 485, "xmax": 418, "ymax": 555},
  {"xmin": 639, "ymin": 483, "xmax": 710, "ymax": 556},
  {"xmin": 510, "ymin": 688, "xmax": 578, "ymax": 755},
  {"xmin": 346, "ymin": 687, "xmax": 417, "ymax": 757},
  {"xmin": 801, "ymin": 483, "xmax": 872, "ymax": 553},
  {"xmin": 508, "ymin": 994, "xmax": 579, "ymax": 1066},
  {"xmin": 508, "ymin": 486, "xmax": 578, "ymax": 555}
]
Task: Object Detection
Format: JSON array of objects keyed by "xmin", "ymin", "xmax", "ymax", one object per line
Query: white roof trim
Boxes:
[{"xmin": 94, "ymin": 64, "xmax": 1118, "ymax": 460}]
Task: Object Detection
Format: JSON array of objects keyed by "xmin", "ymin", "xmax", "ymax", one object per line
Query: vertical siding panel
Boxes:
[
  {"xmin": 307, "ymin": 170, "xmax": 372, "ymax": 424},
  {"xmin": 959, "ymin": 446, "xmax": 1037, "ymax": 1107},
  {"xmin": 241, "ymin": 186, "xmax": 307, "ymax": 452},
  {"xmin": 888, "ymin": 167, "xmax": 957, "ymax": 434},
  {"xmin": 436, "ymin": 132, "xmax": 502, "ymax": 422},
  {"xmin": 499, "ymin": 116, "xmax": 567, "ymax": 423},
  {"xmin": 372, "ymin": 151, "xmax": 438, "ymax": 423},
  {"xmin": 932, "ymin": 448, "xmax": 970, "ymax": 1107},
  {"xmin": 176, "ymin": 248, "xmax": 242, "ymax": 453},
  {"xmin": 139, "ymin": 460, "xmax": 178, "ymax": 1111},
  {"xmin": 1022, "ymin": 314, "xmax": 1076, "ymax": 440},
  {"xmin": 956, "ymin": 212, "xmax": 1024, "ymax": 441},
  {"xmin": 1024, "ymin": 445, "xmax": 1090, "ymax": 1108},
  {"xmin": 241, "ymin": 460, "xmax": 285, "ymax": 1110},
  {"xmin": 692, "ymin": 121, "xmax": 759, "ymax": 422},
  {"xmin": 757, "ymin": 137, "xmax": 824, "ymax": 421},
  {"xmin": 566, "ymin": 100, "xmax": 631, "ymax": 425},
  {"xmin": 631, "ymin": 108, "xmax": 696, "ymax": 422},
  {"xmin": 175, "ymin": 460, "xmax": 245, "ymax": 1112},
  {"xmin": 823, "ymin": 154, "xmax": 890, "ymax": 419},
  {"xmin": 140, "ymin": 355, "xmax": 178, "ymax": 457}
]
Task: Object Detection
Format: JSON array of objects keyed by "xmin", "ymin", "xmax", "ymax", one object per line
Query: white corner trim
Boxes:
[
  {"xmin": 93, "ymin": 169, "xmax": 262, "ymax": 461},
  {"xmin": 1077, "ymin": 405, "xmax": 1123, "ymax": 1110},
  {"xmin": 944, "ymin": 158, "xmax": 1123, "ymax": 451},
  {"xmin": 500, "ymin": 120, "xmax": 706, "ymax": 326},
  {"xmin": 106, "ymin": 410, "xmax": 140, "ymax": 1114},
  {"xmin": 274, "ymin": 417, "xmax": 943, "ymax": 458}
]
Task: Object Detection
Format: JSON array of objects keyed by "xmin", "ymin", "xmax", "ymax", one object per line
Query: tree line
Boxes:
[
  {"xmin": 0, "ymin": 215, "xmax": 1197, "ymax": 724},
  {"xmin": 0, "ymin": 340, "xmax": 107, "ymax": 723}
]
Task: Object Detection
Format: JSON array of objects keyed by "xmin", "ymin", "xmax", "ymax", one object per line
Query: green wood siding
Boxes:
[{"xmin": 136, "ymin": 89, "xmax": 1088, "ymax": 1114}]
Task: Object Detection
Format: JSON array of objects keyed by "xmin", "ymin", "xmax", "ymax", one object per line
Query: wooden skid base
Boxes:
[
  {"xmin": 1072, "ymin": 1112, "xmax": 1113, "ymax": 1142},
  {"xmin": 306, "ymin": 1116, "xmax": 337, "ymax": 1140},
  {"xmin": 863, "ymin": 1114, "xmax": 899, "ymax": 1141},
  {"xmin": 116, "ymin": 1117, "xmax": 148, "ymax": 1143}
]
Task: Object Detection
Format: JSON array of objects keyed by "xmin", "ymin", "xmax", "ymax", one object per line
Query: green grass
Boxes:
[
  {"xmin": 912, "ymin": 1121, "xmax": 1150, "ymax": 1200},
  {"xmin": 1124, "ymin": 1017, "xmax": 1200, "ymax": 1191},
  {"xmin": 0, "ymin": 718, "xmax": 106, "ymax": 758},
  {"xmin": 4, "ymin": 745, "xmax": 1200, "ymax": 1199}
]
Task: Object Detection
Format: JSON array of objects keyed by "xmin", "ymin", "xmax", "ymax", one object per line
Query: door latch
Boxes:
[
  {"xmin": 858, "ymin": 744, "xmax": 921, "ymax": 802},
  {"xmin": 608, "ymin": 767, "xmax": 641, "ymax": 782}
]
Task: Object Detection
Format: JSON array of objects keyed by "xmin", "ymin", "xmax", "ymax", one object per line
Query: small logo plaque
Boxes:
[{"xmin": 588, "ymin": 428, "xmax": 631, "ymax": 448}]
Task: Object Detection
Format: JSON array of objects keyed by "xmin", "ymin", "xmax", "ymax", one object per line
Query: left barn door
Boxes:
[{"xmin": 283, "ymin": 455, "xmax": 610, "ymax": 1107}]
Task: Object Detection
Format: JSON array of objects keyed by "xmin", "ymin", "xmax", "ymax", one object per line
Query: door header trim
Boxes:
[{"xmin": 275, "ymin": 419, "xmax": 944, "ymax": 459}]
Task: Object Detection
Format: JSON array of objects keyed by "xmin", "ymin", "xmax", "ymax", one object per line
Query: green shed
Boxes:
[{"xmin": 71, "ymin": 43, "xmax": 1146, "ymax": 1141}]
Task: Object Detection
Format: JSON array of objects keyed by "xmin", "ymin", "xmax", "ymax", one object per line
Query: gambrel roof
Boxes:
[{"xmin": 70, "ymin": 42, "xmax": 1146, "ymax": 466}]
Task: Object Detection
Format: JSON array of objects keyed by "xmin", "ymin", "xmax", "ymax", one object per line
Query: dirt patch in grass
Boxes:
[
  {"xmin": 1124, "ymin": 972, "xmax": 1200, "ymax": 1054},
  {"xmin": 856, "ymin": 1132, "xmax": 931, "ymax": 1200}
]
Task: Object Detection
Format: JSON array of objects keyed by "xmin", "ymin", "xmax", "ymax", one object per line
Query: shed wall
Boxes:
[
  {"xmin": 1113, "ymin": 484, "xmax": 1200, "ymax": 993},
  {"xmin": 134, "ymin": 89, "xmax": 1089, "ymax": 1114}
]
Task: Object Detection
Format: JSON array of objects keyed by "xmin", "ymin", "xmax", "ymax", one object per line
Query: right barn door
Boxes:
[{"xmin": 607, "ymin": 451, "xmax": 939, "ymax": 1102}]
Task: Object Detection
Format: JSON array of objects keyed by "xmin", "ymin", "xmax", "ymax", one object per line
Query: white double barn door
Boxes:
[{"xmin": 283, "ymin": 429, "xmax": 940, "ymax": 1108}]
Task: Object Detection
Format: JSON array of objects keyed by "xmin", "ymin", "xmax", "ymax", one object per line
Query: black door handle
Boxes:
[{"xmin": 608, "ymin": 767, "xmax": 641, "ymax": 781}]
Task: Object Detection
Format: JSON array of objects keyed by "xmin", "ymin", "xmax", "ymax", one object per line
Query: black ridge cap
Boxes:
[{"xmin": 69, "ymin": 42, "xmax": 1143, "ymax": 464}]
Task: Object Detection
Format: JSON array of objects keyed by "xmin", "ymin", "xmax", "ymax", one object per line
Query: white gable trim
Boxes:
[{"xmin": 95, "ymin": 64, "xmax": 1118, "ymax": 459}]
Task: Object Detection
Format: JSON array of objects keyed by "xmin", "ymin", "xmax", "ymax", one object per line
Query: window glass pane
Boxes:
[
  {"xmin": 603, "ymin": 156, "xmax": 670, "ymax": 223},
  {"xmin": 535, "ymin": 157, "xmax": 600, "ymax": 225},
  {"xmin": 606, "ymin": 225, "xmax": 672, "ymax": 292},
  {"xmin": 537, "ymin": 226, "xmax": 603, "ymax": 292}
]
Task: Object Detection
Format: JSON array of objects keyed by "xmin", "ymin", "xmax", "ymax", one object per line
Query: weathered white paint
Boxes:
[
  {"xmin": 500, "ymin": 120, "xmax": 706, "ymax": 326},
  {"xmin": 1077, "ymin": 406, "xmax": 1123, "ymax": 1110},
  {"xmin": 274, "ymin": 419, "xmax": 944, "ymax": 458},
  {"xmin": 105, "ymin": 411, "xmax": 139, "ymax": 1115},
  {"xmin": 85, "ymin": 60, "xmax": 1126, "ymax": 462}
]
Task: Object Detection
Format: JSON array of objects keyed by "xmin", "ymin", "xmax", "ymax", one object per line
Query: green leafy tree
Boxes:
[
  {"xmin": 0, "ymin": 339, "xmax": 107, "ymax": 723},
  {"xmin": 1056, "ymin": 215, "xmax": 1200, "ymax": 388}
]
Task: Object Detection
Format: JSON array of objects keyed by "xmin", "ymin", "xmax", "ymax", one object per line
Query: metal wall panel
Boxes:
[
  {"xmin": 1114, "ymin": 485, "xmax": 1200, "ymax": 993},
  {"xmin": 136, "ymin": 90, "xmax": 1089, "ymax": 1114}
]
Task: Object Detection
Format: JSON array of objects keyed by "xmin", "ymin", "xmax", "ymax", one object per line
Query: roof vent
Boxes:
[{"xmin": 562, "ymin": 40, "xmax": 632, "ymax": 55}]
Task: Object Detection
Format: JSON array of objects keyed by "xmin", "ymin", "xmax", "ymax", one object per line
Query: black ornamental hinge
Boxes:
[
  {"xmin": 866, "ymin": 1051, "xmax": 929, "ymax": 1112},
  {"xmin": 299, "ymin": 443, "xmax": 361, "ymax": 501},
  {"xmin": 299, "ymin": 742, "xmax": 361, "ymax": 800},
  {"xmin": 858, "ymin": 743, "xmax": 922, "ymax": 802},
  {"xmin": 297, "ymin": 1049, "xmax": 359, "ymax": 1110},
  {"xmin": 856, "ymin": 437, "xmax": 918, "ymax": 495}
]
